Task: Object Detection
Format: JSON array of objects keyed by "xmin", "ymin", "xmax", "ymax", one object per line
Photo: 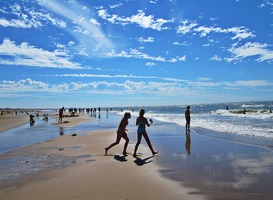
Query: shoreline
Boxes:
[
  {"xmin": 0, "ymin": 131, "xmax": 205, "ymax": 200},
  {"xmin": 1, "ymin": 111, "xmax": 273, "ymax": 199},
  {"xmin": 0, "ymin": 113, "xmax": 206, "ymax": 200}
]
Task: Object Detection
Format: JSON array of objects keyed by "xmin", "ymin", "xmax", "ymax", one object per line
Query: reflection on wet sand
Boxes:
[
  {"xmin": 185, "ymin": 130, "xmax": 191, "ymax": 154},
  {"xmin": 59, "ymin": 127, "xmax": 64, "ymax": 136},
  {"xmin": 157, "ymin": 128, "xmax": 273, "ymax": 200}
]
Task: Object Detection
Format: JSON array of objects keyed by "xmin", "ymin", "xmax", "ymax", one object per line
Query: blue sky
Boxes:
[{"xmin": 0, "ymin": 0, "xmax": 273, "ymax": 108}]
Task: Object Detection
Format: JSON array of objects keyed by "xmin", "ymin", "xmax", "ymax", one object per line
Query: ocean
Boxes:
[{"xmin": 113, "ymin": 100, "xmax": 273, "ymax": 150}]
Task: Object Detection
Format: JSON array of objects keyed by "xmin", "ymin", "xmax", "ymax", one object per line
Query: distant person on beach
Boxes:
[
  {"xmin": 58, "ymin": 107, "xmax": 64, "ymax": 124},
  {"xmin": 133, "ymin": 109, "xmax": 158, "ymax": 157},
  {"xmin": 105, "ymin": 112, "xmax": 131, "ymax": 156},
  {"xmin": 29, "ymin": 114, "xmax": 35, "ymax": 125},
  {"xmin": 185, "ymin": 105, "xmax": 191, "ymax": 131}
]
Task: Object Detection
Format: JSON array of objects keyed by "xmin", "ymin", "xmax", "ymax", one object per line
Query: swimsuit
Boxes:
[{"xmin": 137, "ymin": 121, "xmax": 146, "ymax": 133}]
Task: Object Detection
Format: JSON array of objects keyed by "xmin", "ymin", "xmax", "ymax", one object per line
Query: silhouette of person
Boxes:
[
  {"xmin": 185, "ymin": 130, "xmax": 191, "ymax": 154},
  {"xmin": 185, "ymin": 105, "xmax": 191, "ymax": 131},
  {"xmin": 58, "ymin": 107, "xmax": 64, "ymax": 124},
  {"xmin": 133, "ymin": 109, "xmax": 158, "ymax": 157},
  {"xmin": 29, "ymin": 114, "xmax": 35, "ymax": 126},
  {"xmin": 105, "ymin": 112, "xmax": 131, "ymax": 156}
]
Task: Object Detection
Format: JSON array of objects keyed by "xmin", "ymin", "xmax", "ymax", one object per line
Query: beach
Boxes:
[
  {"xmin": 0, "ymin": 112, "xmax": 205, "ymax": 200},
  {"xmin": 1, "ymin": 105, "xmax": 273, "ymax": 200},
  {"xmin": 0, "ymin": 111, "xmax": 30, "ymax": 132}
]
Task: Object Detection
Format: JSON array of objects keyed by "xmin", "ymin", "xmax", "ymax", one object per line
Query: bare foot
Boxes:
[
  {"xmin": 152, "ymin": 150, "xmax": 159, "ymax": 156},
  {"xmin": 104, "ymin": 148, "xmax": 108, "ymax": 155}
]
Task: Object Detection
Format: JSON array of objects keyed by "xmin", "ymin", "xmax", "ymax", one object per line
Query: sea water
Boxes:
[{"xmin": 113, "ymin": 101, "xmax": 273, "ymax": 150}]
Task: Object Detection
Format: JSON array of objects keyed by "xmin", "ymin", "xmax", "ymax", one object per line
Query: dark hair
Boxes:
[
  {"xmin": 186, "ymin": 105, "xmax": 190, "ymax": 109},
  {"xmin": 124, "ymin": 112, "xmax": 131, "ymax": 119},
  {"xmin": 139, "ymin": 109, "xmax": 145, "ymax": 116}
]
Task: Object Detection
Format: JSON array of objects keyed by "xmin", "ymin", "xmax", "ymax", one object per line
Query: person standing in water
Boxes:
[
  {"xmin": 185, "ymin": 105, "xmax": 191, "ymax": 131},
  {"xmin": 105, "ymin": 112, "xmax": 131, "ymax": 156},
  {"xmin": 133, "ymin": 109, "xmax": 158, "ymax": 157},
  {"xmin": 58, "ymin": 107, "xmax": 64, "ymax": 124}
]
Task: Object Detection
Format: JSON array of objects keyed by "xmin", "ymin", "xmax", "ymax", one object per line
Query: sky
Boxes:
[{"xmin": 0, "ymin": 0, "xmax": 273, "ymax": 108}]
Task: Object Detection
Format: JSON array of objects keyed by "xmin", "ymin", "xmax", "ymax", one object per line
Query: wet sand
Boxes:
[
  {"xmin": 1, "ymin": 113, "xmax": 273, "ymax": 199},
  {"xmin": 0, "ymin": 112, "xmax": 29, "ymax": 132},
  {"xmin": 0, "ymin": 115, "xmax": 206, "ymax": 200},
  {"xmin": 153, "ymin": 126, "xmax": 273, "ymax": 200}
]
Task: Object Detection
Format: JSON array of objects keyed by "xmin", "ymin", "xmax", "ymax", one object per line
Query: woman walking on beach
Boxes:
[
  {"xmin": 105, "ymin": 112, "xmax": 131, "ymax": 156},
  {"xmin": 133, "ymin": 109, "xmax": 158, "ymax": 157}
]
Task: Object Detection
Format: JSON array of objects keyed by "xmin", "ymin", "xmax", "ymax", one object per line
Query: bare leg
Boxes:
[
  {"xmin": 143, "ymin": 132, "xmax": 158, "ymax": 155},
  {"xmin": 122, "ymin": 134, "xmax": 129, "ymax": 156},
  {"xmin": 105, "ymin": 133, "xmax": 121, "ymax": 155},
  {"xmin": 133, "ymin": 132, "xmax": 142, "ymax": 157}
]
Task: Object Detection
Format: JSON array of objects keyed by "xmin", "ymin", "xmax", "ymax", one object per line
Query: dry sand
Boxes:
[{"xmin": 0, "ymin": 114, "xmax": 206, "ymax": 200}]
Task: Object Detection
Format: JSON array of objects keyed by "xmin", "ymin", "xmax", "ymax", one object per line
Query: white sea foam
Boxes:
[
  {"xmin": 212, "ymin": 109, "xmax": 273, "ymax": 120},
  {"xmin": 241, "ymin": 104, "xmax": 265, "ymax": 108},
  {"xmin": 114, "ymin": 106, "xmax": 273, "ymax": 139}
]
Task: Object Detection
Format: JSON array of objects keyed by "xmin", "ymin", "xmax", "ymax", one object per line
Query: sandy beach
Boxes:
[
  {"xmin": 0, "ymin": 112, "xmax": 30, "ymax": 132},
  {"xmin": 0, "ymin": 114, "xmax": 206, "ymax": 200}
]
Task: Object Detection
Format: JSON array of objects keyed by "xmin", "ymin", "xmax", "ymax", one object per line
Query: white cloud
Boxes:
[
  {"xmin": 0, "ymin": 3, "xmax": 66, "ymax": 28},
  {"xmin": 0, "ymin": 39, "xmax": 83, "ymax": 69},
  {"xmin": 177, "ymin": 20, "xmax": 198, "ymax": 34},
  {"xmin": 54, "ymin": 73, "xmax": 158, "ymax": 79},
  {"xmin": 139, "ymin": 37, "xmax": 154, "ymax": 43},
  {"xmin": 109, "ymin": 3, "xmax": 123, "ymax": 9},
  {"xmin": 210, "ymin": 55, "xmax": 222, "ymax": 61},
  {"xmin": 89, "ymin": 18, "xmax": 100, "ymax": 26},
  {"xmin": 177, "ymin": 19, "xmax": 255, "ymax": 41},
  {"xmin": 145, "ymin": 62, "xmax": 156, "ymax": 66},
  {"xmin": 173, "ymin": 41, "xmax": 191, "ymax": 46},
  {"xmin": 226, "ymin": 80, "xmax": 273, "ymax": 87},
  {"xmin": 98, "ymin": 9, "xmax": 172, "ymax": 31},
  {"xmin": 1, "ymin": 77, "xmax": 272, "ymax": 100},
  {"xmin": 104, "ymin": 48, "xmax": 186, "ymax": 63},
  {"xmin": 68, "ymin": 41, "xmax": 75, "ymax": 46},
  {"xmin": 0, "ymin": 78, "xmax": 188, "ymax": 96},
  {"xmin": 227, "ymin": 42, "xmax": 273, "ymax": 62},
  {"xmin": 104, "ymin": 49, "xmax": 166, "ymax": 61}
]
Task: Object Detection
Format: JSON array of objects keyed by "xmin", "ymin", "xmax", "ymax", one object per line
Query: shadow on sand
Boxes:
[
  {"xmin": 114, "ymin": 155, "xmax": 127, "ymax": 162},
  {"xmin": 134, "ymin": 156, "xmax": 153, "ymax": 166}
]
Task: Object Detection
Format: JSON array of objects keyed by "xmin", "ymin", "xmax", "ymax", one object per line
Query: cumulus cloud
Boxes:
[
  {"xmin": 0, "ymin": 39, "xmax": 84, "ymax": 69},
  {"xmin": 227, "ymin": 42, "xmax": 273, "ymax": 62},
  {"xmin": 0, "ymin": 78, "xmax": 188, "ymax": 96},
  {"xmin": 98, "ymin": 9, "xmax": 172, "ymax": 31}
]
